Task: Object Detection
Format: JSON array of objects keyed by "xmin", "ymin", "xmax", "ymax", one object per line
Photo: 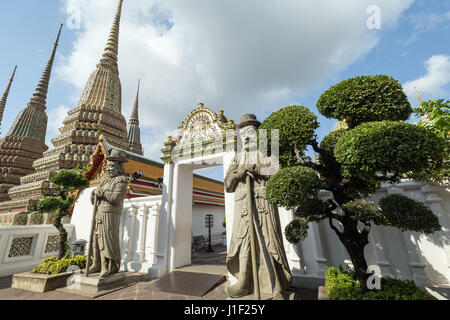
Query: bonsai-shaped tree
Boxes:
[
  {"xmin": 37, "ymin": 169, "xmax": 90, "ymax": 260},
  {"xmin": 262, "ymin": 75, "xmax": 446, "ymax": 293}
]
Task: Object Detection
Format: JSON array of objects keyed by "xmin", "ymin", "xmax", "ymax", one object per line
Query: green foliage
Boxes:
[
  {"xmin": 335, "ymin": 121, "xmax": 446, "ymax": 181},
  {"xmin": 32, "ymin": 255, "xmax": 87, "ymax": 275},
  {"xmin": 414, "ymin": 99, "xmax": 450, "ymax": 136},
  {"xmin": 50, "ymin": 170, "xmax": 90, "ymax": 191},
  {"xmin": 343, "ymin": 201, "xmax": 384, "ymax": 224},
  {"xmin": 37, "ymin": 197, "xmax": 72, "ymax": 215},
  {"xmin": 414, "ymin": 99, "xmax": 450, "ymax": 182},
  {"xmin": 325, "ymin": 266, "xmax": 431, "ymax": 300},
  {"xmin": 284, "ymin": 218, "xmax": 309, "ymax": 244},
  {"xmin": 259, "ymin": 105, "xmax": 319, "ymax": 166},
  {"xmin": 294, "ymin": 197, "xmax": 328, "ymax": 222},
  {"xmin": 266, "ymin": 166, "xmax": 322, "ymax": 209},
  {"xmin": 37, "ymin": 168, "xmax": 90, "ymax": 260},
  {"xmin": 319, "ymin": 129, "xmax": 347, "ymax": 158},
  {"xmin": 317, "ymin": 75, "xmax": 412, "ymax": 128},
  {"xmin": 379, "ymin": 194, "xmax": 441, "ymax": 234}
]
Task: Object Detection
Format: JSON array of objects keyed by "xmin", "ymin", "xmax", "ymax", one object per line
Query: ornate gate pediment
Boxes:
[{"xmin": 161, "ymin": 103, "xmax": 236, "ymax": 163}]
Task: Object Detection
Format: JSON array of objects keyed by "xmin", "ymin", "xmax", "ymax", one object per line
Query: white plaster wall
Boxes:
[
  {"xmin": 70, "ymin": 187, "xmax": 95, "ymax": 243},
  {"xmin": 0, "ymin": 224, "xmax": 75, "ymax": 277},
  {"xmin": 192, "ymin": 204, "xmax": 225, "ymax": 244}
]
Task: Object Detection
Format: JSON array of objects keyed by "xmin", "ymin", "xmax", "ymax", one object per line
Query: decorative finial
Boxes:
[
  {"xmin": 100, "ymin": 0, "xmax": 124, "ymax": 66},
  {"xmin": 218, "ymin": 109, "xmax": 227, "ymax": 123},
  {"xmin": 198, "ymin": 102, "xmax": 204, "ymax": 108},
  {"xmin": 33, "ymin": 24, "xmax": 63, "ymax": 100},
  {"xmin": 130, "ymin": 79, "xmax": 140, "ymax": 122},
  {"xmin": 0, "ymin": 65, "xmax": 18, "ymax": 134}
]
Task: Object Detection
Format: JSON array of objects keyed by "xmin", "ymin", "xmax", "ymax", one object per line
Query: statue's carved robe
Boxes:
[
  {"xmin": 225, "ymin": 154, "xmax": 292, "ymax": 295},
  {"xmin": 91, "ymin": 174, "xmax": 128, "ymax": 267}
]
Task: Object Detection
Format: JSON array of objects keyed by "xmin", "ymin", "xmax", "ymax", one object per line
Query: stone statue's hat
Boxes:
[
  {"xmin": 236, "ymin": 113, "xmax": 261, "ymax": 129},
  {"xmin": 106, "ymin": 149, "xmax": 128, "ymax": 163}
]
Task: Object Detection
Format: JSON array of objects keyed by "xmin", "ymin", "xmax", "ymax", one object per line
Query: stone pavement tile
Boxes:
[{"xmin": 0, "ymin": 276, "xmax": 12, "ymax": 290}]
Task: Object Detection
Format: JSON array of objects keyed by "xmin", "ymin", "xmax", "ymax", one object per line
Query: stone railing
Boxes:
[
  {"xmin": 69, "ymin": 189, "xmax": 163, "ymax": 275},
  {"xmin": 120, "ymin": 196, "xmax": 162, "ymax": 273},
  {"xmin": 0, "ymin": 224, "xmax": 75, "ymax": 277}
]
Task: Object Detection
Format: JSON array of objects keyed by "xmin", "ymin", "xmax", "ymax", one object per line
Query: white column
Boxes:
[
  {"xmin": 421, "ymin": 184, "xmax": 450, "ymax": 269},
  {"xmin": 127, "ymin": 205, "xmax": 138, "ymax": 263},
  {"xmin": 368, "ymin": 226, "xmax": 393, "ymax": 277},
  {"xmin": 170, "ymin": 163, "xmax": 193, "ymax": 270},
  {"xmin": 119, "ymin": 206, "xmax": 127, "ymax": 252},
  {"xmin": 137, "ymin": 204, "xmax": 149, "ymax": 264},
  {"xmin": 147, "ymin": 202, "xmax": 161, "ymax": 265},
  {"xmin": 280, "ymin": 208, "xmax": 305, "ymax": 275},
  {"xmin": 310, "ymin": 222, "xmax": 327, "ymax": 276},
  {"xmin": 388, "ymin": 186, "xmax": 429, "ymax": 286},
  {"xmin": 150, "ymin": 162, "xmax": 174, "ymax": 279}
]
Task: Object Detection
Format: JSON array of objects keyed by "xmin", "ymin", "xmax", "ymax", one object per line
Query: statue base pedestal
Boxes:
[
  {"xmin": 76, "ymin": 272, "xmax": 127, "ymax": 292},
  {"xmin": 57, "ymin": 272, "xmax": 128, "ymax": 298},
  {"xmin": 226, "ymin": 293, "xmax": 273, "ymax": 300}
]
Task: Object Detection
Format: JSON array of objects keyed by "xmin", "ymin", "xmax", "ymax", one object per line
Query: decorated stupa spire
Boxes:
[
  {"xmin": 128, "ymin": 79, "xmax": 143, "ymax": 155},
  {"xmin": 33, "ymin": 24, "xmax": 62, "ymax": 100},
  {"xmin": 100, "ymin": 0, "xmax": 123, "ymax": 66},
  {"xmin": 130, "ymin": 79, "xmax": 140, "ymax": 124},
  {"xmin": 0, "ymin": 25, "xmax": 63, "ymax": 202},
  {"xmin": 0, "ymin": 65, "xmax": 17, "ymax": 134}
]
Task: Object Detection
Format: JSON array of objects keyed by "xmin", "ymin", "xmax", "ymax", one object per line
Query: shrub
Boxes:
[
  {"xmin": 32, "ymin": 255, "xmax": 87, "ymax": 275},
  {"xmin": 259, "ymin": 105, "xmax": 319, "ymax": 166},
  {"xmin": 325, "ymin": 266, "xmax": 431, "ymax": 300},
  {"xmin": 334, "ymin": 121, "xmax": 446, "ymax": 180},
  {"xmin": 317, "ymin": 75, "xmax": 412, "ymax": 128},
  {"xmin": 284, "ymin": 218, "xmax": 309, "ymax": 244},
  {"xmin": 379, "ymin": 194, "xmax": 441, "ymax": 234},
  {"xmin": 266, "ymin": 166, "xmax": 322, "ymax": 209}
]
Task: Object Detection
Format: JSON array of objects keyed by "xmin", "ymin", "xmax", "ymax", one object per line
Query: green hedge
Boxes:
[
  {"xmin": 32, "ymin": 256, "xmax": 87, "ymax": 275},
  {"xmin": 325, "ymin": 266, "xmax": 431, "ymax": 300}
]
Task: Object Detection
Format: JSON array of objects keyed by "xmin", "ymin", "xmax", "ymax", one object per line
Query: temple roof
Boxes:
[{"xmin": 0, "ymin": 65, "xmax": 17, "ymax": 135}]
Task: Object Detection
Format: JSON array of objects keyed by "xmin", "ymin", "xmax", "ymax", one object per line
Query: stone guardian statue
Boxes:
[
  {"xmin": 88, "ymin": 149, "xmax": 128, "ymax": 278},
  {"xmin": 224, "ymin": 114, "xmax": 292, "ymax": 300}
]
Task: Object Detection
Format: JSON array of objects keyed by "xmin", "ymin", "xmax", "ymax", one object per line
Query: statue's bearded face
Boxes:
[
  {"xmin": 239, "ymin": 125, "xmax": 257, "ymax": 151},
  {"xmin": 106, "ymin": 162, "xmax": 120, "ymax": 178}
]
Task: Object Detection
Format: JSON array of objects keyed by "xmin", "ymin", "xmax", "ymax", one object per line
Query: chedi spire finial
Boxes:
[
  {"xmin": 100, "ymin": 0, "xmax": 124, "ymax": 66},
  {"xmin": 0, "ymin": 65, "xmax": 17, "ymax": 134},
  {"xmin": 33, "ymin": 24, "xmax": 63, "ymax": 100}
]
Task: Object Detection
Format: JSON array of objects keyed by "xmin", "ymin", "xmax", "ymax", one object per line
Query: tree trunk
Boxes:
[
  {"xmin": 343, "ymin": 240, "xmax": 370, "ymax": 293},
  {"xmin": 54, "ymin": 215, "xmax": 68, "ymax": 260}
]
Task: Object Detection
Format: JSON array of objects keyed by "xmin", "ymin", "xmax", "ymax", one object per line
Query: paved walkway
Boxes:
[{"xmin": 0, "ymin": 245, "xmax": 317, "ymax": 300}]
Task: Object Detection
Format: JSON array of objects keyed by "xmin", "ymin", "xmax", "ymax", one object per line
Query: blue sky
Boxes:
[{"xmin": 0, "ymin": 0, "xmax": 449, "ymax": 181}]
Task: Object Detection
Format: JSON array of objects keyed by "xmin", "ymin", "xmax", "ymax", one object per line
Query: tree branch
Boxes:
[
  {"xmin": 308, "ymin": 138, "xmax": 326, "ymax": 157},
  {"xmin": 328, "ymin": 216, "xmax": 344, "ymax": 236}
]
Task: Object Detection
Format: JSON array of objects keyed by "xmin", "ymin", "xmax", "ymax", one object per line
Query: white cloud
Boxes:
[
  {"xmin": 46, "ymin": 104, "xmax": 70, "ymax": 146},
  {"xmin": 55, "ymin": 0, "xmax": 413, "ymax": 160},
  {"xmin": 403, "ymin": 55, "xmax": 450, "ymax": 105},
  {"xmin": 404, "ymin": 11, "xmax": 450, "ymax": 44}
]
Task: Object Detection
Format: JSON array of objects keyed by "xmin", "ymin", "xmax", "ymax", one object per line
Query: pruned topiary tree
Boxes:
[
  {"xmin": 261, "ymin": 75, "xmax": 446, "ymax": 293},
  {"xmin": 37, "ymin": 169, "xmax": 90, "ymax": 260}
]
